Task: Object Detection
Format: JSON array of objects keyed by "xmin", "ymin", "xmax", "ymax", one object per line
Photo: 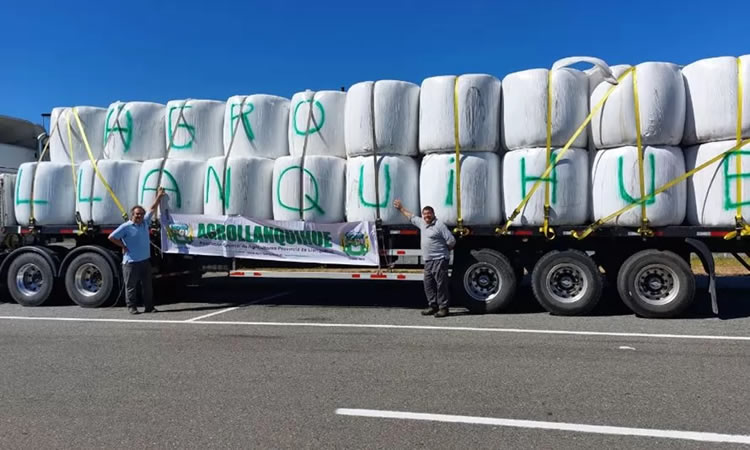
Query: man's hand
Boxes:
[
  {"xmin": 393, "ymin": 199, "xmax": 403, "ymax": 210},
  {"xmin": 156, "ymin": 187, "xmax": 166, "ymax": 199},
  {"xmin": 393, "ymin": 199, "xmax": 413, "ymax": 219}
]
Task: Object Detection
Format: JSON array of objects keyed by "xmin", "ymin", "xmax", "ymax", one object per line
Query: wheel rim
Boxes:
[
  {"xmin": 545, "ymin": 263, "xmax": 588, "ymax": 304},
  {"xmin": 634, "ymin": 264, "xmax": 680, "ymax": 306},
  {"xmin": 74, "ymin": 263, "xmax": 103, "ymax": 298},
  {"xmin": 16, "ymin": 263, "xmax": 45, "ymax": 297},
  {"xmin": 463, "ymin": 262, "xmax": 502, "ymax": 302}
]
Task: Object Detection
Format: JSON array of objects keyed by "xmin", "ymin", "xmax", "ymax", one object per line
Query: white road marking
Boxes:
[
  {"xmin": 184, "ymin": 307, "xmax": 240, "ymax": 322},
  {"xmin": 335, "ymin": 409, "xmax": 750, "ymax": 445},
  {"xmin": 619, "ymin": 346, "xmax": 636, "ymax": 350},
  {"xmin": 184, "ymin": 291, "xmax": 291, "ymax": 322},
  {"xmin": 0, "ymin": 315, "xmax": 749, "ymax": 342}
]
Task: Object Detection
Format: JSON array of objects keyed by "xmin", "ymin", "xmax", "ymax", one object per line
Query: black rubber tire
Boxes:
[
  {"xmin": 6, "ymin": 253, "xmax": 55, "ymax": 307},
  {"xmin": 64, "ymin": 252, "xmax": 116, "ymax": 308},
  {"xmin": 531, "ymin": 250, "xmax": 603, "ymax": 315},
  {"xmin": 453, "ymin": 248, "xmax": 517, "ymax": 314},
  {"xmin": 617, "ymin": 249, "xmax": 696, "ymax": 318}
]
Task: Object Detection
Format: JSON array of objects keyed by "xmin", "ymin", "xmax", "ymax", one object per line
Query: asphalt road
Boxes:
[{"xmin": 1, "ymin": 277, "xmax": 750, "ymax": 449}]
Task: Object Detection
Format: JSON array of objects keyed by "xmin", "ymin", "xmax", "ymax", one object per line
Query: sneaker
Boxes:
[
  {"xmin": 434, "ymin": 309, "xmax": 449, "ymax": 318},
  {"xmin": 128, "ymin": 307, "xmax": 139, "ymax": 315},
  {"xmin": 144, "ymin": 308, "xmax": 158, "ymax": 314},
  {"xmin": 421, "ymin": 307, "xmax": 439, "ymax": 316}
]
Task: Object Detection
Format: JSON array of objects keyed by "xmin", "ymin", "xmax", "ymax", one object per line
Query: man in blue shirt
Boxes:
[
  {"xmin": 394, "ymin": 199, "xmax": 456, "ymax": 318},
  {"xmin": 109, "ymin": 187, "xmax": 166, "ymax": 315}
]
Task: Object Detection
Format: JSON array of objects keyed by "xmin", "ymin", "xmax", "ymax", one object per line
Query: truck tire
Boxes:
[
  {"xmin": 617, "ymin": 249, "xmax": 695, "ymax": 318},
  {"xmin": 64, "ymin": 252, "xmax": 117, "ymax": 308},
  {"xmin": 531, "ymin": 250, "xmax": 603, "ymax": 315},
  {"xmin": 453, "ymin": 248, "xmax": 517, "ymax": 314},
  {"xmin": 7, "ymin": 252, "xmax": 55, "ymax": 306}
]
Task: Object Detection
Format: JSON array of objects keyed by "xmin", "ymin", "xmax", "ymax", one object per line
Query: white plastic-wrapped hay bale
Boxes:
[
  {"xmin": 345, "ymin": 80, "xmax": 420, "ymax": 157},
  {"xmin": 165, "ymin": 99, "xmax": 224, "ymax": 161},
  {"xmin": 223, "ymin": 95, "xmax": 290, "ymax": 159},
  {"xmin": 503, "ymin": 148, "xmax": 589, "ymax": 226},
  {"xmin": 346, "ymin": 155, "xmax": 419, "ymax": 225},
  {"xmin": 590, "ymin": 63, "xmax": 685, "ymax": 149},
  {"xmin": 204, "ymin": 156, "xmax": 274, "ymax": 218},
  {"xmin": 419, "ymin": 74, "xmax": 502, "ymax": 153},
  {"xmin": 685, "ymin": 140, "xmax": 750, "ymax": 226},
  {"xmin": 138, "ymin": 159, "xmax": 205, "ymax": 215},
  {"xmin": 288, "ymin": 90, "xmax": 346, "ymax": 158},
  {"xmin": 103, "ymin": 102, "xmax": 166, "ymax": 161},
  {"xmin": 15, "ymin": 162, "xmax": 75, "ymax": 226},
  {"xmin": 272, "ymin": 155, "xmax": 346, "ymax": 223},
  {"xmin": 49, "ymin": 107, "xmax": 107, "ymax": 164},
  {"xmin": 682, "ymin": 55, "xmax": 750, "ymax": 146},
  {"xmin": 76, "ymin": 160, "xmax": 141, "ymax": 225},
  {"xmin": 502, "ymin": 69, "xmax": 588, "ymax": 150},
  {"xmin": 419, "ymin": 152, "xmax": 502, "ymax": 226},
  {"xmin": 591, "ymin": 146, "xmax": 686, "ymax": 227}
]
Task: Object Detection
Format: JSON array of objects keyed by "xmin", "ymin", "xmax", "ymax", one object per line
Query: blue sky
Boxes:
[{"xmin": 2, "ymin": 0, "xmax": 746, "ymax": 126}]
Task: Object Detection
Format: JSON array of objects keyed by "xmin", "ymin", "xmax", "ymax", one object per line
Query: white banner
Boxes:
[{"xmin": 160, "ymin": 213, "xmax": 380, "ymax": 266}]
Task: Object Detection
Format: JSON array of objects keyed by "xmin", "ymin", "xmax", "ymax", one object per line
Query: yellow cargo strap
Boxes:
[
  {"xmin": 498, "ymin": 68, "xmax": 633, "ymax": 234},
  {"xmin": 65, "ymin": 110, "xmax": 87, "ymax": 232},
  {"xmin": 541, "ymin": 70, "xmax": 555, "ymax": 239},
  {"xmin": 632, "ymin": 67, "xmax": 652, "ymax": 237},
  {"xmin": 453, "ymin": 76, "xmax": 468, "ymax": 236},
  {"xmin": 72, "ymin": 107, "xmax": 128, "ymax": 220},
  {"xmin": 573, "ymin": 137, "xmax": 750, "ymax": 239},
  {"xmin": 726, "ymin": 57, "xmax": 748, "ymax": 239}
]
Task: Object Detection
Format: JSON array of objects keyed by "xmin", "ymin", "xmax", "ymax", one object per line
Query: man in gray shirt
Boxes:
[{"xmin": 394, "ymin": 199, "xmax": 456, "ymax": 317}]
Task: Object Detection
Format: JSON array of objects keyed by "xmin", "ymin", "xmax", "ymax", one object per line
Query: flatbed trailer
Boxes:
[{"xmin": 1, "ymin": 220, "xmax": 748, "ymax": 319}]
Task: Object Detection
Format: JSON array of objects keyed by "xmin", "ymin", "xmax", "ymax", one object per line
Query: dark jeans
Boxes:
[
  {"xmin": 424, "ymin": 258, "xmax": 450, "ymax": 309},
  {"xmin": 123, "ymin": 260, "xmax": 153, "ymax": 310}
]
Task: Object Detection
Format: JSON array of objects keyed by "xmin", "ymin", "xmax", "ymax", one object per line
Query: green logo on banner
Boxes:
[
  {"xmin": 341, "ymin": 231, "xmax": 370, "ymax": 257},
  {"xmin": 167, "ymin": 222, "xmax": 194, "ymax": 245}
]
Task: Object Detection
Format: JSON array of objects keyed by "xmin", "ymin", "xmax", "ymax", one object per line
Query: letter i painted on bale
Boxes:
[
  {"xmin": 141, "ymin": 169, "xmax": 182, "ymax": 208},
  {"xmin": 168, "ymin": 104, "xmax": 195, "ymax": 150},
  {"xmin": 723, "ymin": 151, "xmax": 750, "ymax": 210},
  {"xmin": 358, "ymin": 163, "xmax": 391, "ymax": 208}
]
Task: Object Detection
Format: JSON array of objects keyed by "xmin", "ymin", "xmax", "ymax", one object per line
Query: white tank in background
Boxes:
[
  {"xmin": 419, "ymin": 152, "xmax": 502, "ymax": 226},
  {"xmin": 682, "ymin": 55, "xmax": 750, "ymax": 146},
  {"xmin": 165, "ymin": 99, "xmax": 224, "ymax": 161},
  {"xmin": 345, "ymin": 80, "xmax": 420, "ymax": 157},
  {"xmin": 346, "ymin": 155, "xmax": 419, "ymax": 225},
  {"xmin": 590, "ymin": 62, "xmax": 685, "ymax": 149},
  {"xmin": 419, "ymin": 74, "xmax": 502, "ymax": 153},
  {"xmin": 223, "ymin": 95, "xmax": 290, "ymax": 159},
  {"xmin": 272, "ymin": 155, "xmax": 346, "ymax": 223},
  {"xmin": 103, "ymin": 102, "xmax": 166, "ymax": 161},
  {"xmin": 49, "ymin": 107, "xmax": 107, "ymax": 164},
  {"xmin": 15, "ymin": 162, "xmax": 76, "ymax": 226},
  {"xmin": 138, "ymin": 159, "xmax": 205, "ymax": 215},
  {"xmin": 204, "ymin": 156, "xmax": 274, "ymax": 218},
  {"xmin": 76, "ymin": 160, "xmax": 141, "ymax": 225},
  {"xmin": 288, "ymin": 90, "xmax": 346, "ymax": 158},
  {"xmin": 685, "ymin": 140, "xmax": 750, "ymax": 226},
  {"xmin": 591, "ymin": 145, "xmax": 686, "ymax": 227},
  {"xmin": 502, "ymin": 68, "xmax": 588, "ymax": 150},
  {"xmin": 503, "ymin": 148, "xmax": 589, "ymax": 226}
]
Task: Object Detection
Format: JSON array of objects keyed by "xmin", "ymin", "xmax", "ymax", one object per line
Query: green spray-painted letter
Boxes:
[
  {"xmin": 292, "ymin": 100, "xmax": 325, "ymax": 136},
  {"xmin": 168, "ymin": 105, "xmax": 195, "ymax": 150},
  {"xmin": 617, "ymin": 154, "xmax": 656, "ymax": 205},
  {"xmin": 358, "ymin": 163, "xmax": 391, "ymax": 208},
  {"xmin": 141, "ymin": 169, "xmax": 182, "ymax": 208},
  {"xmin": 205, "ymin": 166, "xmax": 231, "ymax": 209}
]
